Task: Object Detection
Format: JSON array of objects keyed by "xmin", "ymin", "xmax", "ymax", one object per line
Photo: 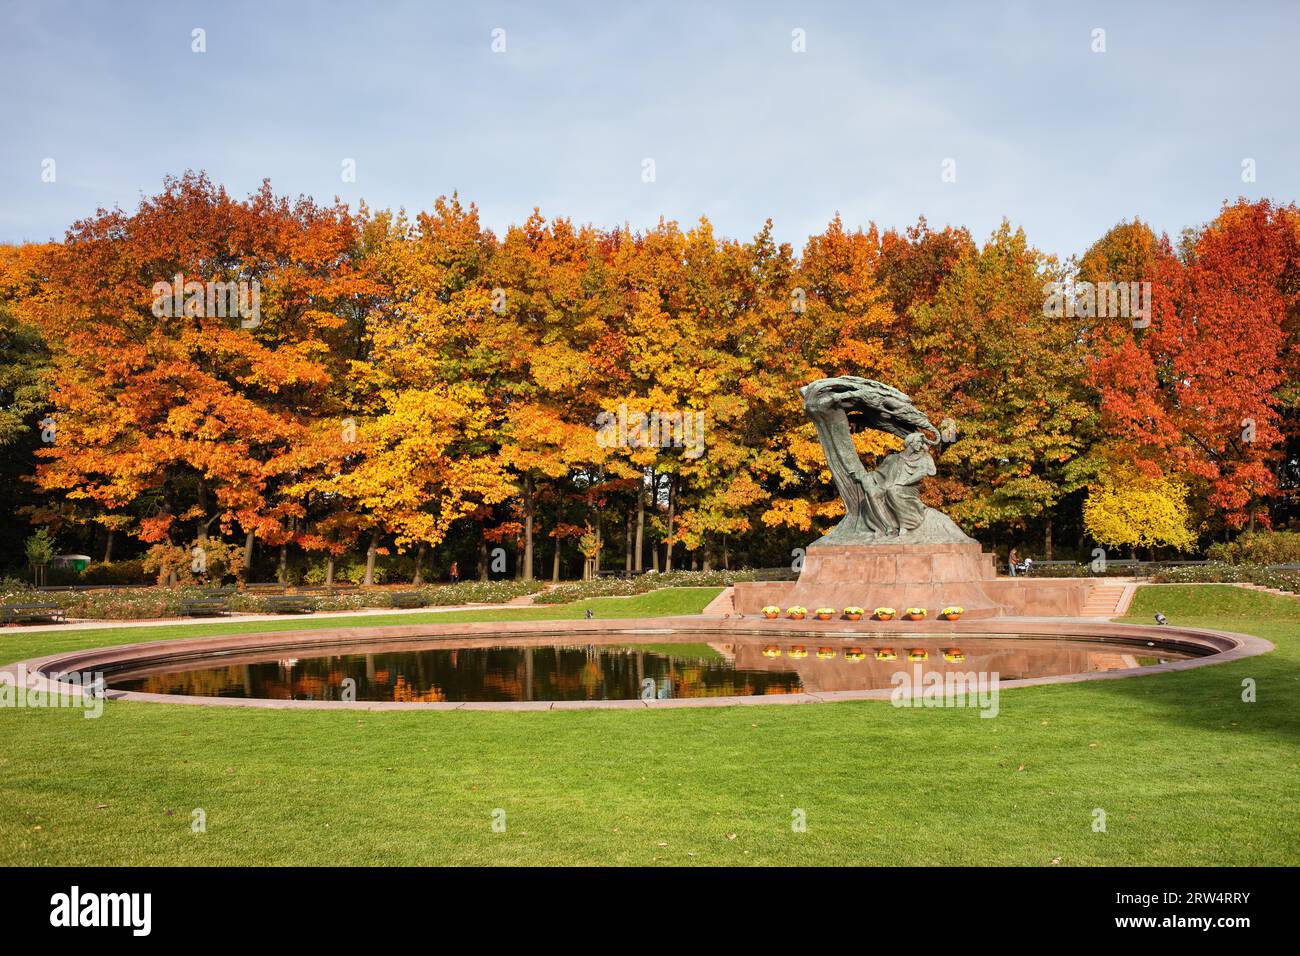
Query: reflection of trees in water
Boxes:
[
  {"xmin": 122, "ymin": 645, "xmax": 804, "ymax": 702},
  {"xmin": 391, "ymin": 675, "xmax": 446, "ymax": 703}
]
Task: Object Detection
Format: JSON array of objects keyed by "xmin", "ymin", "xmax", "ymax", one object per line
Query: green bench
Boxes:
[
  {"xmin": 387, "ymin": 591, "xmax": 428, "ymax": 609},
  {"xmin": 244, "ymin": 583, "xmax": 287, "ymax": 595},
  {"xmin": 1, "ymin": 603, "xmax": 67, "ymax": 625},
  {"xmin": 263, "ymin": 595, "xmax": 316, "ymax": 615},
  {"xmin": 179, "ymin": 597, "xmax": 230, "ymax": 617}
]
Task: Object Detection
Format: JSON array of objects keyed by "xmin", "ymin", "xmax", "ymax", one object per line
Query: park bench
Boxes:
[
  {"xmin": 178, "ymin": 597, "xmax": 230, "ymax": 617},
  {"xmin": 244, "ymin": 583, "xmax": 287, "ymax": 594},
  {"xmin": 387, "ymin": 591, "xmax": 427, "ymax": 609},
  {"xmin": 263, "ymin": 594, "xmax": 316, "ymax": 615},
  {"xmin": 1, "ymin": 603, "xmax": 67, "ymax": 625}
]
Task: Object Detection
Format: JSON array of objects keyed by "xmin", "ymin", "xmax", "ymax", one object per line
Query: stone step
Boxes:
[{"xmin": 1080, "ymin": 584, "xmax": 1128, "ymax": 616}]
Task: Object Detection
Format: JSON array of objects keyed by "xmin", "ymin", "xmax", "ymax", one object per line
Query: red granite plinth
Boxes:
[{"xmin": 779, "ymin": 542, "xmax": 1000, "ymax": 616}]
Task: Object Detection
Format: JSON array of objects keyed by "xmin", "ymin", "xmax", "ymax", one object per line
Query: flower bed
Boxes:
[{"xmin": 1151, "ymin": 562, "xmax": 1300, "ymax": 594}]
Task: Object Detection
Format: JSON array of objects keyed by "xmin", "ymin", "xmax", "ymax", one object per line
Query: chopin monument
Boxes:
[
  {"xmin": 737, "ymin": 375, "xmax": 1005, "ymax": 617},
  {"xmin": 800, "ymin": 376, "xmax": 974, "ymax": 546}
]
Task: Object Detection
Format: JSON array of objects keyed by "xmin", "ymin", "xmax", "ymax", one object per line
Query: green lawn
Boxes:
[{"xmin": 1, "ymin": 584, "xmax": 1296, "ymax": 866}]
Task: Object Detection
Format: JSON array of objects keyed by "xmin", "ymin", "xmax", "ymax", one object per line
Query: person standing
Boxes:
[
  {"xmin": 1007, "ymin": 547, "xmax": 1019, "ymax": 577},
  {"xmin": 449, "ymin": 560, "xmax": 459, "ymax": 584}
]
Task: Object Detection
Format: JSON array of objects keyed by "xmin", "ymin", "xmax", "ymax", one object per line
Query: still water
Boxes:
[{"xmin": 105, "ymin": 634, "xmax": 1202, "ymax": 703}]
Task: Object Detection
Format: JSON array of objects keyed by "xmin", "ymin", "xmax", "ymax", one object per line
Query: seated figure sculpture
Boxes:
[
  {"xmin": 800, "ymin": 375, "xmax": 975, "ymax": 546},
  {"xmin": 857, "ymin": 431, "xmax": 935, "ymax": 535}
]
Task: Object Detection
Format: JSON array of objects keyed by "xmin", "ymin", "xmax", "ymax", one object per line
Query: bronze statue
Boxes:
[{"xmin": 801, "ymin": 376, "xmax": 974, "ymax": 546}]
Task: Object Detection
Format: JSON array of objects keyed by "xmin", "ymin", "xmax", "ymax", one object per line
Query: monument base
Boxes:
[{"xmin": 736, "ymin": 542, "xmax": 1001, "ymax": 617}]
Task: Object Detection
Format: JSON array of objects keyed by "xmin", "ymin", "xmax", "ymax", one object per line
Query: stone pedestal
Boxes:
[{"xmin": 746, "ymin": 542, "xmax": 1001, "ymax": 617}]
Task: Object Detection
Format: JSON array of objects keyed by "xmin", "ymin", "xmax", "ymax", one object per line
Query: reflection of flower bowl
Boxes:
[
  {"xmin": 787, "ymin": 606, "xmax": 807, "ymax": 620},
  {"xmin": 904, "ymin": 607, "xmax": 927, "ymax": 621},
  {"xmin": 943, "ymin": 648, "xmax": 965, "ymax": 663},
  {"xmin": 939, "ymin": 606, "xmax": 964, "ymax": 621},
  {"xmin": 788, "ymin": 645, "xmax": 808, "ymax": 659},
  {"xmin": 814, "ymin": 608, "xmax": 835, "ymax": 621},
  {"xmin": 762, "ymin": 645, "xmax": 782, "ymax": 658},
  {"xmin": 874, "ymin": 607, "xmax": 896, "ymax": 621},
  {"xmin": 843, "ymin": 607, "xmax": 864, "ymax": 621},
  {"xmin": 908, "ymin": 648, "xmax": 929, "ymax": 662},
  {"xmin": 761, "ymin": 605, "xmax": 781, "ymax": 620},
  {"xmin": 875, "ymin": 647, "xmax": 897, "ymax": 661},
  {"xmin": 844, "ymin": 647, "xmax": 865, "ymax": 662},
  {"xmin": 816, "ymin": 647, "xmax": 836, "ymax": 660}
]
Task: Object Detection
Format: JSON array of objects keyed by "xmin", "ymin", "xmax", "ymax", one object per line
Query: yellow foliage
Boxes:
[{"xmin": 1083, "ymin": 464, "xmax": 1197, "ymax": 552}]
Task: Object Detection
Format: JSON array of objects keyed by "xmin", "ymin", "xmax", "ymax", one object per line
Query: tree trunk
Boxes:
[
  {"xmin": 625, "ymin": 509, "xmax": 634, "ymax": 573},
  {"xmin": 325, "ymin": 553, "xmax": 335, "ymax": 586},
  {"xmin": 196, "ymin": 481, "xmax": 209, "ymax": 546},
  {"xmin": 1044, "ymin": 514, "xmax": 1053, "ymax": 561},
  {"xmin": 103, "ymin": 529, "xmax": 114, "ymax": 563},
  {"xmin": 363, "ymin": 528, "xmax": 379, "ymax": 586},
  {"xmin": 664, "ymin": 475, "xmax": 676, "ymax": 572},
  {"xmin": 413, "ymin": 542, "xmax": 426, "ymax": 585},
  {"xmin": 522, "ymin": 474, "xmax": 535, "ymax": 581},
  {"xmin": 552, "ymin": 538, "xmax": 561, "ymax": 582},
  {"xmin": 634, "ymin": 471, "xmax": 646, "ymax": 572},
  {"xmin": 278, "ymin": 544, "xmax": 287, "ymax": 584},
  {"xmin": 244, "ymin": 529, "xmax": 255, "ymax": 575},
  {"xmin": 478, "ymin": 536, "xmax": 489, "ymax": 582}
]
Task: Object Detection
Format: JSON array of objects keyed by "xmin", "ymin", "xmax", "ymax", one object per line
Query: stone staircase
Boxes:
[
  {"xmin": 701, "ymin": 587, "xmax": 736, "ymax": 616},
  {"xmin": 1079, "ymin": 581, "xmax": 1131, "ymax": 617}
]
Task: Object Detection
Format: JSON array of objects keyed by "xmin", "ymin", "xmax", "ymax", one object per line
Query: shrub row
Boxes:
[
  {"xmin": 1150, "ymin": 562, "xmax": 1300, "ymax": 593},
  {"xmin": 0, "ymin": 578, "xmax": 545, "ymax": 620},
  {"xmin": 1204, "ymin": 531, "xmax": 1300, "ymax": 566}
]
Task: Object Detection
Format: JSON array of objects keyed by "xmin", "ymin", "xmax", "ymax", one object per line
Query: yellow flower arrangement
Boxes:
[
  {"xmin": 761, "ymin": 605, "xmax": 781, "ymax": 619},
  {"xmin": 873, "ymin": 607, "xmax": 896, "ymax": 621},
  {"xmin": 842, "ymin": 606, "xmax": 864, "ymax": 620},
  {"xmin": 787, "ymin": 606, "xmax": 807, "ymax": 620}
]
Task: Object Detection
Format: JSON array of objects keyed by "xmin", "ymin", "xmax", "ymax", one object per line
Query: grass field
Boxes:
[{"xmin": 1, "ymin": 584, "xmax": 1296, "ymax": 866}]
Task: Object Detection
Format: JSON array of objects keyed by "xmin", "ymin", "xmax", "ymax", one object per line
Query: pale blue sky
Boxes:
[{"xmin": 2, "ymin": 0, "xmax": 1296, "ymax": 258}]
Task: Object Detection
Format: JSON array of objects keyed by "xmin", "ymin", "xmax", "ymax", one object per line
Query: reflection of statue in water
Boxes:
[{"xmin": 800, "ymin": 376, "xmax": 974, "ymax": 546}]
